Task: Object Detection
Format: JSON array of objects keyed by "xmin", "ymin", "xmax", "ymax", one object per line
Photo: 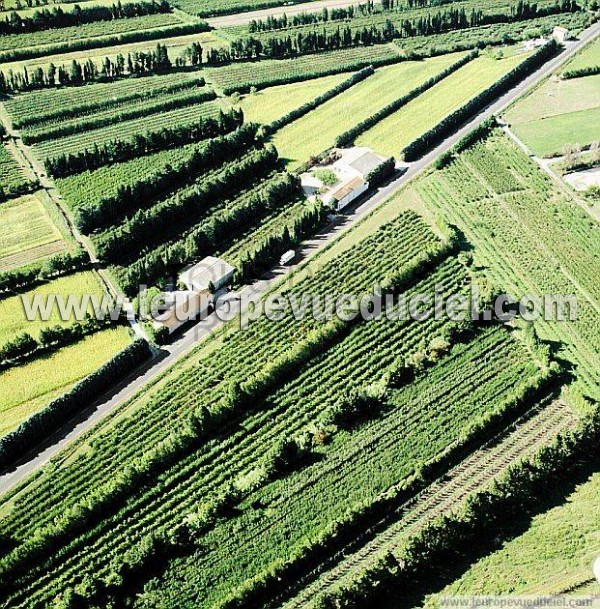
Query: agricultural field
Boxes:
[
  {"xmin": 0, "ymin": 326, "xmax": 132, "ymax": 438},
  {"xmin": 0, "ymin": 271, "xmax": 106, "ymax": 346},
  {"xmin": 0, "ymin": 142, "xmax": 34, "ymax": 198},
  {"xmin": 356, "ymin": 51, "xmax": 529, "ymax": 156},
  {"xmin": 272, "ymin": 51, "xmax": 469, "ymax": 168},
  {"xmin": 204, "ymin": 43, "xmax": 403, "ymax": 92},
  {"xmin": 31, "ymin": 99, "xmax": 221, "ymax": 160},
  {"xmin": 0, "ymin": 30, "xmax": 226, "ymax": 74},
  {"xmin": 561, "ymin": 34, "xmax": 600, "ymax": 74},
  {"xmin": 423, "ymin": 470, "xmax": 600, "ymax": 602},
  {"xmin": 505, "ymin": 73, "xmax": 600, "ymax": 157},
  {"xmin": 0, "ymin": 192, "xmax": 71, "ymax": 272},
  {"xmin": 219, "ymin": 72, "xmax": 349, "ymax": 124},
  {"xmin": 0, "ymin": 1, "xmax": 598, "ymax": 607}
]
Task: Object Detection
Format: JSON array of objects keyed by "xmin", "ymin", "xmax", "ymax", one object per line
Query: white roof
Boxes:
[{"xmin": 179, "ymin": 256, "xmax": 235, "ymax": 290}]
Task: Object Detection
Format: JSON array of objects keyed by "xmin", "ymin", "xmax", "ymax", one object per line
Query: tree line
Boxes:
[
  {"xmin": 118, "ymin": 172, "xmax": 301, "ymax": 294},
  {"xmin": 77, "ymin": 124, "xmax": 258, "ymax": 233},
  {"xmin": 0, "ymin": 0, "xmax": 171, "ymax": 35},
  {"xmin": 226, "ymin": 1, "xmax": 578, "ymax": 60},
  {"xmin": 46, "ymin": 108, "xmax": 243, "ymax": 177},
  {"xmin": 92, "ymin": 145, "xmax": 278, "ymax": 264},
  {"xmin": 402, "ymin": 40, "xmax": 559, "ymax": 161}
]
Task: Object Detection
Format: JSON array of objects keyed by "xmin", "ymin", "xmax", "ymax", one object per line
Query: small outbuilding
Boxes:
[
  {"xmin": 552, "ymin": 26, "xmax": 572, "ymax": 43},
  {"xmin": 152, "ymin": 290, "xmax": 212, "ymax": 334},
  {"xmin": 179, "ymin": 256, "xmax": 235, "ymax": 292}
]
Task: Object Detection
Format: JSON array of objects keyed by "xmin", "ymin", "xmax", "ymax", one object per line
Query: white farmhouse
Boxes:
[
  {"xmin": 153, "ymin": 256, "xmax": 235, "ymax": 335},
  {"xmin": 321, "ymin": 147, "xmax": 390, "ymax": 211}
]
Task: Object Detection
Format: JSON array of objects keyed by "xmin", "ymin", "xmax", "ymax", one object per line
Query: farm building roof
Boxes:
[
  {"xmin": 348, "ymin": 151, "xmax": 385, "ymax": 178},
  {"xmin": 330, "ymin": 177, "xmax": 365, "ymax": 202},
  {"xmin": 179, "ymin": 256, "xmax": 235, "ymax": 291}
]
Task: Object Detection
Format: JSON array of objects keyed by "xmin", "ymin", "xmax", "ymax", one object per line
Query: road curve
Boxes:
[
  {"xmin": 1, "ymin": 20, "xmax": 598, "ymax": 497},
  {"xmin": 206, "ymin": 0, "xmax": 359, "ymax": 28}
]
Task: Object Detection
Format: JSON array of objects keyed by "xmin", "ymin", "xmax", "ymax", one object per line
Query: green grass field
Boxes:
[
  {"xmin": 423, "ymin": 471, "xmax": 600, "ymax": 602},
  {"xmin": 271, "ymin": 52, "xmax": 468, "ymax": 168},
  {"xmin": 356, "ymin": 52, "xmax": 528, "ymax": 156},
  {"xmin": 219, "ymin": 72, "xmax": 349, "ymax": 125},
  {"xmin": 0, "ymin": 271, "xmax": 106, "ymax": 346},
  {"xmin": 504, "ymin": 73, "xmax": 600, "ymax": 157},
  {"xmin": 512, "ymin": 106, "xmax": 600, "ymax": 157},
  {"xmin": 0, "ymin": 326, "xmax": 132, "ymax": 438},
  {"xmin": 0, "ymin": 192, "xmax": 70, "ymax": 273},
  {"xmin": 562, "ymin": 35, "xmax": 600, "ymax": 74},
  {"xmin": 505, "ymin": 74, "xmax": 600, "ymax": 124}
]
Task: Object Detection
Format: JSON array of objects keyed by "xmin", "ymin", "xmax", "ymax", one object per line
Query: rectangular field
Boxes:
[
  {"xmin": 218, "ymin": 72, "xmax": 349, "ymax": 125},
  {"xmin": 0, "ymin": 12, "xmax": 185, "ymax": 55},
  {"xmin": 271, "ymin": 51, "xmax": 468, "ymax": 168},
  {"xmin": 0, "ymin": 271, "xmax": 106, "ymax": 346},
  {"xmin": 0, "ymin": 143, "xmax": 32, "ymax": 197},
  {"xmin": 424, "ymin": 471, "xmax": 600, "ymax": 601},
  {"xmin": 561, "ymin": 35, "xmax": 600, "ymax": 74},
  {"xmin": 32, "ymin": 100, "xmax": 221, "ymax": 160},
  {"xmin": 204, "ymin": 44, "xmax": 403, "ymax": 93},
  {"xmin": 0, "ymin": 326, "xmax": 132, "ymax": 438},
  {"xmin": 0, "ymin": 192, "xmax": 70, "ymax": 272},
  {"xmin": 355, "ymin": 52, "xmax": 528, "ymax": 156}
]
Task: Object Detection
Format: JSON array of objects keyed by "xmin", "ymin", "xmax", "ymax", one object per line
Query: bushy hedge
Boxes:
[
  {"xmin": 0, "ymin": 338, "xmax": 151, "ymax": 470},
  {"xmin": 0, "ymin": 248, "xmax": 90, "ymax": 296},
  {"xmin": 435, "ymin": 117, "xmax": 496, "ymax": 169},
  {"xmin": 403, "ymin": 40, "xmax": 559, "ymax": 161},
  {"xmin": 92, "ymin": 144, "xmax": 278, "ymax": 263},
  {"xmin": 0, "ymin": 316, "xmax": 113, "ymax": 371},
  {"xmin": 562, "ymin": 65, "xmax": 600, "ymax": 79},
  {"xmin": 264, "ymin": 66, "xmax": 374, "ymax": 133},
  {"xmin": 365, "ymin": 156, "xmax": 396, "ymax": 186},
  {"xmin": 316, "ymin": 400, "xmax": 599, "ymax": 608},
  {"xmin": 334, "ymin": 50, "xmax": 477, "ymax": 147}
]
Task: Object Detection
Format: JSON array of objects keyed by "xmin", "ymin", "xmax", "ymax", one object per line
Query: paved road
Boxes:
[{"xmin": 1, "ymin": 21, "xmax": 599, "ymax": 496}]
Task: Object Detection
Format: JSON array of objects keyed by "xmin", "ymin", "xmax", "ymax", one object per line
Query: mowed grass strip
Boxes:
[
  {"xmin": 272, "ymin": 52, "xmax": 468, "ymax": 168},
  {"xmin": 355, "ymin": 52, "xmax": 528, "ymax": 156},
  {"xmin": 511, "ymin": 106, "xmax": 600, "ymax": 157},
  {"xmin": 219, "ymin": 72, "xmax": 351, "ymax": 125},
  {"xmin": 0, "ymin": 271, "xmax": 105, "ymax": 345},
  {"xmin": 33, "ymin": 100, "xmax": 221, "ymax": 160},
  {"xmin": 0, "ymin": 326, "xmax": 132, "ymax": 438},
  {"xmin": 424, "ymin": 471, "xmax": 600, "ymax": 603},
  {"xmin": 505, "ymin": 73, "xmax": 600, "ymax": 124},
  {"xmin": 0, "ymin": 192, "xmax": 69, "ymax": 272}
]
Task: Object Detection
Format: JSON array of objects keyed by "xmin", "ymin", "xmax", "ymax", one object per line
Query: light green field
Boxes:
[
  {"xmin": 423, "ymin": 471, "xmax": 600, "ymax": 604},
  {"xmin": 219, "ymin": 72, "xmax": 349, "ymax": 125},
  {"xmin": 506, "ymin": 74, "xmax": 600, "ymax": 124},
  {"xmin": 0, "ymin": 192, "xmax": 69, "ymax": 273},
  {"xmin": 513, "ymin": 106, "xmax": 600, "ymax": 157},
  {"xmin": 504, "ymin": 73, "xmax": 600, "ymax": 157},
  {"xmin": 271, "ymin": 51, "xmax": 468, "ymax": 169},
  {"xmin": 562, "ymin": 35, "xmax": 600, "ymax": 73},
  {"xmin": 0, "ymin": 271, "xmax": 106, "ymax": 345},
  {"xmin": 356, "ymin": 52, "xmax": 528, "ymax": 156},
  {"xmin": 0, "ymin": 326, "xmax": 132, "ymax": 437}
]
